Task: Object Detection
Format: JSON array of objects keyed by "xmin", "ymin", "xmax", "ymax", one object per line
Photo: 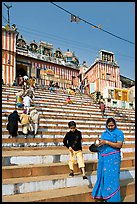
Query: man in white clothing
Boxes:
[
  {"xmin": 30, "ymin": 107, "xmax": 40, "ymax": 137},
  {"xmin": 23, "ymin": 95, "xmax": 32, "ymax": 114},
  {"xmin": 23, "ymin": 75, "xmax": 28, "ymax": 81}
]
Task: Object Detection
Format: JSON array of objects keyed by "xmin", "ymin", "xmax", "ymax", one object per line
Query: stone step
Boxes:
[
  {"xmin": 2, "ymin": 115, "xmax": 135, "ymax": 126},
  {"xmin": 2, "ymin": 98, "xmax": 93, "ymax": 105},
  {"xmin": 2, "ymin": 144, "xmax": 135, "ymax": 165},
  {"xmin": 2, "ymin": 95, "xmax": 135, "ymax": 109},
  {"xmin": 123, "ymin": 152, "xmax": 135, "ymax": 158},
  {"xmin": 2, "ymin": 105, "xmax": 102, "ymax": 113},
  {"xmin": 2, "ymin": 87, "xmax": 135, "ymax": 111},
  {"xmin": 2, "ymin": 98, "xmax": 92, "ymax": 104},
  {"xmin": 2, "ymin": 143, "xmax": 135, "ymax": 165},
  {"xmin": 2, "ymin": 119, "xmax": 135, "ymax": 129},
  {"xmin": 2, "ymin": 144, "xmax": 135, "ymax": 157},
  {"xmin": 2, "ymin": 129, "xmax": 135, "ymax": 138},
  {"xmin": 2, "ymin": 136, "xmax": 135, "ymax": 144},
  {"xmin": 2, "ymin": 97, "xmax": 135, "ymax": 110},
  {"xmin": 2, "ymin": 125, "xmax": 135, "ymax": 138},
  {"xmin": 6, "ymin": 138, "xmax": 133, "ymax": 147},
  {"xmin": 2, "ymin": 92, "xmax": 92, "ymax": 100},
  {"xmin": 2, "ymin": 101, "xmax": 135, "ymax": 116},
  {"xmin": 2, "ymin": 138, "xmax": 135, "ymax": 152},
  {"xmin": 122, "ymin": 194, "xmax": 135, "ymax": 202},
  {"xmin": 2, "ymin": 168, "xmax": 135, "ymax": 196},
  {"xmin": 2, "ymin": 157, "xmax": 135, "ymax": 179},
  {"xmin": 2, "ymin": 117, "xmax": 135, "ymax": 126},
  {"xmin": 2, "ymin": 102, "xmax": 135, "ymax": 113},
  {"xmin": 2, "ymin": 147, "xmax": 134, "ymax": 164},
  {"xmin": 2, "ymin": 179, "xmax": 135, "ymax": 202},
  {"xmin": 2, "ymin": 128, "xmax": 135, "ymax": 136},
  {"xmin": 2, "ymin": 106, "xmax": 135, "ymax": 121},
  {"xmin": 1, "ymin": 148, "xmax": 97, "ymax": 166},
  {"xmin": 1, "ymin": 91, "xmax": 135, "ymax": 110},
  {"xmin": 2, "ymin": 120, "xmax": 135, "ymax": 132},
  {"xmin": 2, "ymin": 130, "xmax": 135, "ymax": 139}
]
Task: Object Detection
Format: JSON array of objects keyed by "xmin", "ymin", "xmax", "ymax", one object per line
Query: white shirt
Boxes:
[
  {"xmin": 23, "ymin": 76, "xmax": 28, "ymax": 80},
  {"xmin": 30, "ymin": 109, "xmax": 40, "ymax": 123},
  {"xmin": 23, "ymin": 96, "xmax": 32, "ymax": 107}
]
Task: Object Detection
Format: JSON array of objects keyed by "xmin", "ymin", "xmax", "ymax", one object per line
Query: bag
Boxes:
[
  {"xmin": 89, "ymin": 143, "xmax": 98, "ymax": 152},
  {"xmin": 17, "ymin": 103, "xmax": 23, "ymax": 108}
]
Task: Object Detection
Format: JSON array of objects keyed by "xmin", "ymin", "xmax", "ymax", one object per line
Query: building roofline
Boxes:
[
  {"xmin": 99, "ymin": 49, "xmax": 114, "ymax": 54},
  {"xmin": 120, "ymin": 74, "xmax": 135, "ymax": 82}
]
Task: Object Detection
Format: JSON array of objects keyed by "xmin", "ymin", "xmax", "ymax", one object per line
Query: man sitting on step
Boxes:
[{"xmin": 65, "ymin": 95, "xmax": 74, "ymax": 105}]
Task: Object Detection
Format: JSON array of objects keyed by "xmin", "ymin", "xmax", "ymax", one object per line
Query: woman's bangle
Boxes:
[{"xmin": 106, "ymin": 140, "xmax": 109, "ymax": 144}]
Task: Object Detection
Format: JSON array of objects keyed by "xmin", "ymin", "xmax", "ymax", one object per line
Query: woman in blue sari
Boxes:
[{"xmin": 92, "ymin": 117, "xmax": 124, "ymax": 202}]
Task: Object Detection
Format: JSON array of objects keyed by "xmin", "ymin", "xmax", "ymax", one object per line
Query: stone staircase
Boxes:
[{"xmin": 2, "ymin": 85, "xmax": 135, "ymax": 202}]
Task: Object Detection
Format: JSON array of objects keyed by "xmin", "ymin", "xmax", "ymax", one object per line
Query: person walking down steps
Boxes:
[
  {"xmin": 63, "ymin": 121, "xmax": 88, "ymax": 179},
  {"xmin": 99, "ymin": 100, "xmax": 106, "ymax": 118}
]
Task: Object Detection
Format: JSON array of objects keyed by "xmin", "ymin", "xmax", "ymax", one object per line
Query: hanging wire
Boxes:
[
  {"xmin": 50, "ymin": 2, "xmax": 135, "ymax": 45},
  {"xmin": 10, "ymin": 23, "xmax": 134, "ymax": 61},
  {"xmin": 2, "ymin": 3, "xmax": 134, "ymax": 62}
]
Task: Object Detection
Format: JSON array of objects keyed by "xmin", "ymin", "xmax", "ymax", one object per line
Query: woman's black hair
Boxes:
[
  {"xmin": 106, "ymin": 117, "xmax": 116, "ymax": 126},
  {"xmin": 68, "ymin": 121, "xmax": 76, "ymax": 128}
]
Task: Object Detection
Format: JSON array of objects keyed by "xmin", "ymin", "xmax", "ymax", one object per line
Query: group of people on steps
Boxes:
[{"xmin": 5, "ymin": 76, "xmax": 124, "ymax": 202}]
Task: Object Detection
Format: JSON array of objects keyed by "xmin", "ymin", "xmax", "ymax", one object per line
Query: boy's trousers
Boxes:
[{"xmin": 69, "ymin": 150, "xmax": 85, "ymax": 170}]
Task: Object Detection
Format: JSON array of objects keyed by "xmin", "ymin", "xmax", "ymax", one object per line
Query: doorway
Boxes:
[{"xmin": 16, "ymin": 64, "xmax": 27, "ymax": 77}]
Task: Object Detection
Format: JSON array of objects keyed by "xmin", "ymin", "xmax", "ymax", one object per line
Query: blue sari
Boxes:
[{"xmin": 92, "ymin": 123, "xmax": 124, "ymax": 202}]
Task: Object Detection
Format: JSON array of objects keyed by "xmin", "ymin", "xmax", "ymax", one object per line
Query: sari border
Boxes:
[
  {"xmin": 92, "ymin": 186, "xmax": 120, "ymax": 200},
  {"xmin": 101, "ymin": 150, "xmax": 120, "ymax": 156},
  {"xmin": 103, "ymin": 186, "xmax": 120, "ymax": 199}
]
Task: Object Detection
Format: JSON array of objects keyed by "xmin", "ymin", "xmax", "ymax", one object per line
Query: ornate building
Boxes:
[
  {"xmin": 83, "ymin": 50, "xmax": 122, "ymax": 95},
  {"xmin": 2, "ymin": 24, "xmax": 135, "ymax": 109},
  {"xmin": 2, "ymin": 26, "xmax": 80, "ymax": 88}
]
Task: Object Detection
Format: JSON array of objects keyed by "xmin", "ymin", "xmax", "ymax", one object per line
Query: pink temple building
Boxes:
[{"xmin": 82, "ymin": 50, "xmax": 122, "ymax": 95}]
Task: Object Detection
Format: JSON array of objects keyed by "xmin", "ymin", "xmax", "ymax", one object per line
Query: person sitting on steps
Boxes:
[{"xmin": 63, "ymin": 121, "xmax": 88, "ymax": 180}]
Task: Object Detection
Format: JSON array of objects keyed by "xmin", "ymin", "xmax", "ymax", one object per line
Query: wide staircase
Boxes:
[{"xmin": 2, "ymin": 85, "xmax": 135, "ymax": 202}]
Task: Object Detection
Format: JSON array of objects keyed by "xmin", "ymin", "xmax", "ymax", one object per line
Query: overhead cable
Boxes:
[{"xmin": 50, "ymin": 2, "xmax": 135, "ymax": 45}]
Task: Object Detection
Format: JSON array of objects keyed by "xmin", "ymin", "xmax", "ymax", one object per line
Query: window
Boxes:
[
  {"xmin": 106, "ymin": 73, "xmax": 110, "ymax": 80},
  {"xmin": 37, "ymin": 67, "xmax": 40, "ymax": 78},
  {"xmin": 129, "ymin": 103, "xmax": 133, "ymax": 109},
  {"xmin": 121, "ymin": 101, "xmax": 126, "ymax": 108},
  {"xmin": 112, "ymin": 101, "xmax": 117, "ymax": 107},
  {"xmin": 102, "ymin": 74, "xmax": 104, "ymax": 79},
  {"xmin": 107, "ymin": 55, "xmax": 110, "ymax": 61}
]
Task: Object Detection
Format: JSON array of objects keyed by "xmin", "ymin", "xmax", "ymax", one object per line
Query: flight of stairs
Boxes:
[{"xmin": 2, "ymin": 85, "xmax": 135, "ymax": 202}]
